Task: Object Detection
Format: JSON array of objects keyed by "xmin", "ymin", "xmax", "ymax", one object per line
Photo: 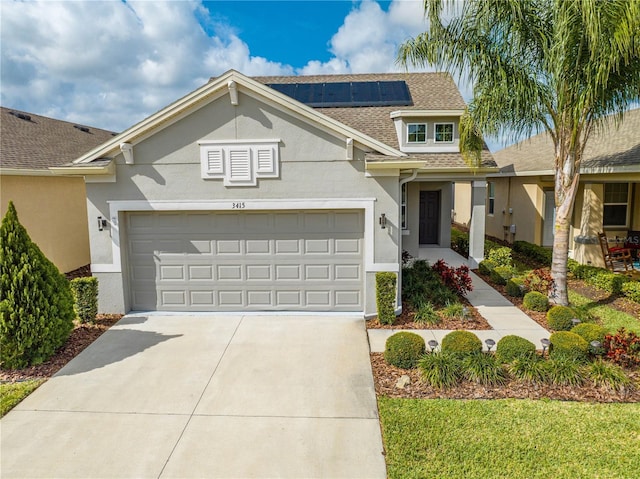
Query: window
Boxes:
[
  {"xmin": 603, "ymin": 183, "xmax": 630, "ymax": 227},
  {"xmin": 435, "ymin": 123, "xmax": 454, "ymax": 143},
  {"xmin": 401, "ymin": 183, "xmax": 408, "ymax": 229},
  {"xmin": 407, "ymin": 123, "xmax": 426, "ymax": 143},
  {"xmin": 487, "ymin": 182, "xmax": 495, "ymax": 215}
]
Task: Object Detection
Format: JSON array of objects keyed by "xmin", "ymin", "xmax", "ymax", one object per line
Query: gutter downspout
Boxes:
[{"xmin": 397, "ymin": 169, "xmax": 419, "ymax": 315}]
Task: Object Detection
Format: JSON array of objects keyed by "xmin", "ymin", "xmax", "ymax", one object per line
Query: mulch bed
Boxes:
[
  {"xmin": 366, "ymin": 301, "xmax": 491, "ymax": 330},
  {"xmin": 0, "ymin": 314, "xmax": 122, "ymax": 383},
  {"xmin": 371, "ymin": 353, "xmax": 640, "ymax": 403}
]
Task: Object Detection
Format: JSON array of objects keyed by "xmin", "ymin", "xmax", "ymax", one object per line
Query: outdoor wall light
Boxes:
[
  {"xmin": 379, "ymin": 213, "xmax": 387, "ymax": 229},
  {"xmin": 97, "ymin": 216, "xmax": 107, "ymax": 231},
  {"xmin": 541, "ymin": 338, "xmax": 551, "ymax": 354},
  {"xmin": 485, "ymin": 339, "xmax": 496, "ymax": 351},
  {"xmin": 428, "ymin": 339, "xmax": 439, "ymax": 352}
]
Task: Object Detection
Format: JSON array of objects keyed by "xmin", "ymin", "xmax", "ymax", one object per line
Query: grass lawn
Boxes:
[
  {"xmin": 379, "ymin": 397, "xmax": 640, "ymax": 479},
  {"xmin": 1, "ymin": 380, "xmax": 44, "ymax": 417},
  {"xmin": 569, "ymin": 290, "xmax": 640, "ymax": 333}
]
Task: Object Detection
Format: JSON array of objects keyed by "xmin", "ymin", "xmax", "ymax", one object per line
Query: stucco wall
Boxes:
[
  {"xmin": 87, "ymin": 92, "xmax": 400, "ymax": 314},
  {"xmin": 0, "ymin": 175, "xmax": 90, "ymax": 273},
  {"xmin": 452, "ymin": 181, "xmax": 471, "ymax": 227}
]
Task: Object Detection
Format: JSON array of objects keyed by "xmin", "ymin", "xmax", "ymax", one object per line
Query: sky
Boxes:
[{"xmin": 1, "ymin": 0, "xmax": 495, "ymax": 147}]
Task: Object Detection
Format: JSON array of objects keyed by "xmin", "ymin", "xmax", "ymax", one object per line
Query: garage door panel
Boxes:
[{"xmin": 127, "ymin": 210, "xmax": 363, "ymax": 311}]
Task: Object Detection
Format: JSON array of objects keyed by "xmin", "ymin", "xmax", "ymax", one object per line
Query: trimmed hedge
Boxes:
[
  {"xmin": 571, "ymin": 323, "xmax": 606, "ymax": 345},
  {"xmin": 384, "ymin": 332, "xmax": 426, "ymax": 369},
  {"xmin": 506, "ymin": 277, "xmax": 526, "ymax": 297},
  {"xmin": 522, "ymin": 291, "xmax": 549, "ymax": 312},
  {"xmin": 622, "ymin": 281, "xmax": 640, "ymax": 303},
  {"xmin": 487, "ymin": 247, "xmax": 513, "ymax": 268},
  {"xmin": 376, "ymin": 272, "xmax": 397, "ymax": 325},
  {"xmin": 441, "ymin": 330, "xmax": 482, "ymax": 355},
  {"xmin": 495, "ymin": 335, "xmax": 536, "ymax": 363},
  {"xmin": 513, "ymin": 240, "xmax": 552, "ymax": 266},
  {"xmin": 546, "ymin": 305, "xmax": 576, "ymax": 331},
  {"xmin": 549, "ymin": 331, "xmax": 590, "ymax": 362},
  {"xmin": 490, "ymin": 265, "xmax": 514, "ymax": 285},
  {"xmin": 478, "ymin": 259, "xmax": 497, "ymax": 276},
  {"xmin": 70, "ymin": 277, "xmax": 98, "ymax": 324},
  {"xmin": 572, "ymin": 264, "xmax": 631, "ymax": 294}
]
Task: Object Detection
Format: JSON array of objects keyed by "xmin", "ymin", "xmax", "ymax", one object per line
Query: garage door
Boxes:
[{"xmin": 126, "ymin": 210, "xmax": 364, "ymax": 311}]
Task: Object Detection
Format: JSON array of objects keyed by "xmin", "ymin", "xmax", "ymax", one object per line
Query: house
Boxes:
[
  {"xmin": 0, "ymin": 107, "xmax": 115, "ymax": 273},
  {"xmin": 57, "ymin": 70, "xmax": 496, "ymax": 315},
  {"xmin": 454, "ymin": 108, "xmax": 639, "ymax": 267}
]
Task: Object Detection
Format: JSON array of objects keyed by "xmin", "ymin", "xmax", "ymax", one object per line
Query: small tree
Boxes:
[{"xmin": 0, "ymin": 201, "xmax": 75, "ymax": 368}]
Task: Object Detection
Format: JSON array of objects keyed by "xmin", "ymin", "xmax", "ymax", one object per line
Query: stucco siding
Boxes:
[
  {"xmin": 86, "ymin": 94, "xmax": 400, "ymax": 314},
  {"xmin": 1, "ymin": 175, "xmax": 90, "ymax": 273}
]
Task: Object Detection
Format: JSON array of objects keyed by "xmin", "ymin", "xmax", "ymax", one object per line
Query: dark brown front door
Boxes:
[{"xmin": 419, "ymin": 191, "xmax": 440, "ymax": 244}]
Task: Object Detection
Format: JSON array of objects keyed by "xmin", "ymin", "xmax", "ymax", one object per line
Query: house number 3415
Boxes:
[{"xmin": 232, "ymin": 202, "xmax": 246, "ymax": 209}]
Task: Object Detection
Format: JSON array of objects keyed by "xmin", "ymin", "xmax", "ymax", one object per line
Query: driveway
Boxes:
[{"xmin": 1, "ymin": 314, "xmax": 386, "ymax": 478}]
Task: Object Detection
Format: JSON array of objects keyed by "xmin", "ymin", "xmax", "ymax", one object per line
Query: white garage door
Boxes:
[{"xmin": 126, "ymin": 210, "xmax": 364, "ymax": 311}]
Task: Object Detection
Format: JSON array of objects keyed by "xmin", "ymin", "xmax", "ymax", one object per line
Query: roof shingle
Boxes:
[{"xmin": 0, "ymin": 107, "xmax": 115, "ymax": 170}]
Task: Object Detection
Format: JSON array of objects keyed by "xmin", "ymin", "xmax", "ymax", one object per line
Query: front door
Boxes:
[{"xmin": 419, "ymin": 191, "xmax": 440, "ymax": 244}]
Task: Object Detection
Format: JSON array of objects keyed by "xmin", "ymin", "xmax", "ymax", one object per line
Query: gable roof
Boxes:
[
  {"xmin": 493, "ymin": 108, "xmax": 640, "ymax": 175},
  {"xmin": 0, "ymin": 107, "xmax": 115, "ymax": 171},
  {"xmin": 73, "ymin": 70, "xmax": 405, "ymax": 165},
  {"xmin": 253, "ymin": 72, "xmax": 467, "ymax": 150}
]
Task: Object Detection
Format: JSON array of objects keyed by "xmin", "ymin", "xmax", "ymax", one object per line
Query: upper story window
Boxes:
[
  {"xmin": 603, "ymin": 183, "xmax": 630, "ymax": 227},
  {"xmin": 435, "ymin": 123, "xmax": 454, "ymax": 143},
  {"xmin": 407, "ymin": 123, "xmax": 426, "ymax": 143}
]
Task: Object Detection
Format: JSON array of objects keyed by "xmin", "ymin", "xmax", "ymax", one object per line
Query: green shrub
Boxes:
[
  {"xmin": 441, "ymin": 301, "xmax": 465, "ymax": 319},
  {"xmin": 622, "ymin": 281, "xmax": 640, "ymax": 303},
  {"xmin": 484, "ymin": 239, "xmax": 503, "ymax": 255},
  {"xmin": 545, "ymin": 355, "xmax": 586, "ymax": 386},
  {"xmin": 418, "ymin": 351, "xmax": 462, "ymax": 389},
  {"xmin": 478, "ymin": 259, "xmax": 497, "ymax": 276},
  {"xmin": 546, "ymin": 305, "xmax": 576, "ymax": 331},
  {"xmin": 70, "ymin": 277, "xmax": 98, "ymax": 324},
  {"xmin": 588, "ymin": 271, "xmax": 631, "ymax": 294},
  {"xmin": 487, "ymin": 247, "xmax": 513, "ymax": 267},
  {"xmin": 587, "ymin": 359, "xmax": 632, "ymax": 392},
  {"xmin": 572, "ymin": 264, "xmax": 603, "ymax": 280},
  {"xmin": 490, "ymin": 265, "xmax": 514, "ymax": 285},
  {"xmin": 495, "ymin": 335, "xmax": 537, "ymax": 363},
  {"xmin": 0, "ymin": 202, "xmax": 75, "ymax": 369},
  {"xmin": 402, "ymin": 260, "xmax": 457, "ymax": 308},
  {"xmin": 441, "ymin": 330, "xmax": 482, "ymax": 355},
  {"xmin": 549, "ymin": 331, "xmax": 590, "ymax": 362},
  {"xmin": 522, "ymin": 291, "xmax": 549, "ymax": 312},
  {"xmin": 508, "ymin": 355, "xmax": 549, "ymax": 384},
  {"xmin": 512, "ymin": 240, "xmax": 553, "ymax": 266},
  {"xmin": 414, "ymin": 302, "xmax": 440, "ymax": 325},
  {"xmin": 376, "ymin": 272, "xmax": 397, "ymax": 325},
  {"xmin": 567, "ymin": 258, "xmax": 580, "ymax": 274},
  {"xmin": 461, "ymin": 352, "xmax": 508, "ymax": 386},
  {"xmin": 506, "ymin": 276, "xmax": 526, "ymax": 297},
  {"xmin": 451, "ymin": 229, "xmax": 469, "ymax": 257},
  {"xmin": 571, "ymin": 323, "xmax": 606, "ymax": 345},
  {"xmin": 384, "ymin": 332, "xmax": 426, "ymax": 369}
]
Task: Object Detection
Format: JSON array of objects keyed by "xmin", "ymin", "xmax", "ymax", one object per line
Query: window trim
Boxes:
[
  {"xmin": 603, "ymin": 182, "xmax": 631, "ymax": 228},
  {"xmin": 407, "ymin": 123, "xmax": 427, "ymax": 144},
  {"xmin": 434, "ymin": 122, "xmax": 454, "ymax": 143}
]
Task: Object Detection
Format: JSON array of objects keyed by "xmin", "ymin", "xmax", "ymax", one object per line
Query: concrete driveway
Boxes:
[{"xmin": 1, "ymin": 314, "xmax": 386, "ymax": 478}]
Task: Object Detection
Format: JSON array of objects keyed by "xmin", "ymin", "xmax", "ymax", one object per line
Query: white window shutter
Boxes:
[
  {"xmin": 207, "ymin": 149, "xmax": 224, "ymax": 174},
  {"xmin": 255, "ymin": 147, "xmax": 278, "ymax": 177},
  {"xmin": 200, "ymin": 140, "xmax": 279, "ymax": 186}
]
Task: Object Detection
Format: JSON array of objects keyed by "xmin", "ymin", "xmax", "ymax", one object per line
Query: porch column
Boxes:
[{"xmin": 468, "ymin": 180, "xmax": 486, "ymax": 268}]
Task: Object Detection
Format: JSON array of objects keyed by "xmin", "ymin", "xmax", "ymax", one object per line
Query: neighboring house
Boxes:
[
  {"xmin": 58, "ymin": 70, "xmax": 496, "ymax": 315},
  {"xmin": 0, "ymin": 107, "xmax": 115, "ymax": 273},
  {"xmin": 454, "ymin": 108, "xmax": 640, "ymax": 268}
]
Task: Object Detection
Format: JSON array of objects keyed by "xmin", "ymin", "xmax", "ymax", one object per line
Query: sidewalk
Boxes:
[{"xmin": 368, "ymin": 248, "xmax": 550, "ymax": 352}]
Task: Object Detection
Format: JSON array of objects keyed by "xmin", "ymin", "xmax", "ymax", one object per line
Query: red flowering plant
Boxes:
[
  {"xmin": 524, "ymin": 268, "xmax": 555, "ymax": 295},
  {"xmin": 603, "ymin": 328, "xmax": 640, "ymax": 368},
  {"xmin": 431, "ymin": 259, "xmax": 473, "ymax": 297}
]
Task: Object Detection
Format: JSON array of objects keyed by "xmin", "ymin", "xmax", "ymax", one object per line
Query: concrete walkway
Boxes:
[
  {"xmin": 1, "ymin": 315, "xmax": 387, "ymax": 478},
  {"xmin": 368, "ymin": 248, "xmax": 550, "ymax": 353}
]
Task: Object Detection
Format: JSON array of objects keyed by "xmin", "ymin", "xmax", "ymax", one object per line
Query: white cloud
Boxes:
[{"xmin": 0, "ymin": 0, "xmax": 472, "ymax": 136}]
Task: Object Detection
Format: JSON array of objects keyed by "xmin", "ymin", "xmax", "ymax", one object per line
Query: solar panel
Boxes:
[{"xmin": 265, "ymin": 80, "xmax": 412, "ymax": 108}]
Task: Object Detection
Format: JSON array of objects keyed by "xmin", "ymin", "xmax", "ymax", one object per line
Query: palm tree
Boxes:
[{"xmin": 399, "ymin": 0, "xmax": 640, "ymax": 305}]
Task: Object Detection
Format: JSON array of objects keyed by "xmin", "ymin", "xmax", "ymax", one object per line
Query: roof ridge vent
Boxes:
[
  {"xmin": 73, "ymin": 125, "xmax": 90, "ymax": 133},
  {"xmin": 9, "ymin": 111, "xmax": 32, "ymax": 121}
]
